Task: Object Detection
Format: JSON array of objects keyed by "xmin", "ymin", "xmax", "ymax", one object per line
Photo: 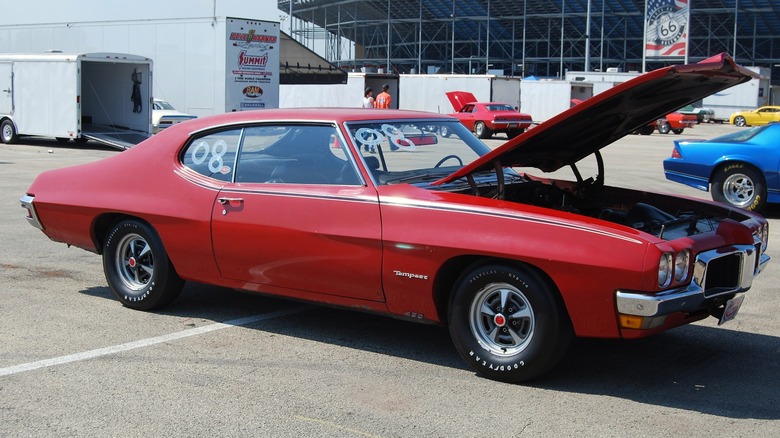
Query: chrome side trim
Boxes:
[
  {"xmin": 616, "ymin": 245, "xmax": 769, "ymax": 317},
  {"xmin": 20, "ymin": 195, "xmax": 43, "ymax": 230}
]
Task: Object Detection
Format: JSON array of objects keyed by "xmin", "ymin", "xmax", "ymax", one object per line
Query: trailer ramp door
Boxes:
[{"xmin": 82, "ymin": 124, "xmax": 151, "ymax": 150}]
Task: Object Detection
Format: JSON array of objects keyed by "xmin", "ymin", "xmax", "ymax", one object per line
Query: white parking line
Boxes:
[{"xmin": 0, "ymin": 307, "xmax": 307, "ymax": 377}]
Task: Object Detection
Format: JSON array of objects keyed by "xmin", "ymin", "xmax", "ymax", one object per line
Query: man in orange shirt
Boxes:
[{"xmin": 375, "ymin": 84, "xmax": 392, "ymax": 109}]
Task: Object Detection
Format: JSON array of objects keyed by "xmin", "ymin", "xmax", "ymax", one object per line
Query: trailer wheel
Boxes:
[
  {"xmin": 1, "ymin": 119, "xmax": 18, "ymax": 144},
  {"xmin": 55, "ymin": 137, "xmax": 71, "ymax": 144},
  {"xmin": 74, "ymin": 137, "xmax": 89, "ymax": 144}
]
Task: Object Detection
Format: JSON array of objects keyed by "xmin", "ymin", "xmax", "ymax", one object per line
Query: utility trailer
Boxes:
[{"xmin": 0, "ymin": 52, "xmax": 153, "ymax": 149}]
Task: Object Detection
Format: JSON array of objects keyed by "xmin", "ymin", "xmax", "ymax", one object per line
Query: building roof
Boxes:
[{"xmin": 279, "ymin": 0, "xmax": 780, "ymax": 83}]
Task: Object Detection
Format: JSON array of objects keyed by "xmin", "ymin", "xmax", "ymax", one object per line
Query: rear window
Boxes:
[{"xmin": 706, "ymin": 125, "xmax": 768, "ymax": 143}]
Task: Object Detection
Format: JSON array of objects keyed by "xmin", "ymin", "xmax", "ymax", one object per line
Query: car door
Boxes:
[
  {"xmin": 459, "ymin": 104, "xmax": 477, "ymax": 130},
  {"xmin": 206, "ymin": 123, "xmax": 385, "ymax": 301}
]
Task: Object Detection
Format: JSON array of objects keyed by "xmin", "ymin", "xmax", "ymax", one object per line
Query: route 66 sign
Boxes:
[{"xmin": 645, "ymin": 0, "xmax": 689, "ymax": 57}]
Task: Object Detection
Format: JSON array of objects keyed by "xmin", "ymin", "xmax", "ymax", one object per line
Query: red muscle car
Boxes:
[
  {"xmin": 633, "ymin": 112, "xmax": 697, "ymax": 135},
  {"xmin": 446, "ymin": 91, "xmax": 533, "ymax": 139},
  {"xmin": 21, "ymin": 54, "xmax": 769, "ymax": 383}
]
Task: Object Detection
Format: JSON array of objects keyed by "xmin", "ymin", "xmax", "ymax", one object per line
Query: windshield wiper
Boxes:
[{"xmin": 385, "ymin": 171, "xmax": 451, "ymax": 184}]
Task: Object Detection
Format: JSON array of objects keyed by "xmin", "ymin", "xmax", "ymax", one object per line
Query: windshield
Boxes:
[
  {"xmin": 345, "ymin": 120, "xmax": 491, "ymax": 186},
  {"xmin": 155, "ymin": 100, "xmax": 176, "ymax": 110},
  {"xmin": 706, "ymin": 124, "xmax": 768, "ymax": 143}
]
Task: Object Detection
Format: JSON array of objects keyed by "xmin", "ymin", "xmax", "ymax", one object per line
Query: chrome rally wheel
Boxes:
[
  {"xmin": 469, "ymin": 282, "xmax": 535, "ymax": 356},
  {"xmin": 114, "ymin": 232, "xmax": 154, "ymax": 292}
]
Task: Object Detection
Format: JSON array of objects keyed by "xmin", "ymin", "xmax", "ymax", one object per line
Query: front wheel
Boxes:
[
  {"xmin": 474, "ymin": 121, "xmax": 492, "ymax": 139},
  {"xmin": 712, "ymin": 164, "xmax": 766, "ymax": 212},
  {"xmin": 636, "ymin": 125, "xmax": 654, "ymax": 135},
  {"xmin": 103, "ymin": 219, "xmax": 184, "ymax": 310},
  {"xmin": 671, "ymin": 128, "xmax": 685, "ymax": 135},
  {"xmin": 1, "ymin": 119, "xmax": 18, "ymax": 144},
  {"xmin": 734, "ymin": 116, "xmax": 747, "ymax": 127},
  {"xmin": 448, "ymin": 264, "xmax": 572, "ymax": 383}
]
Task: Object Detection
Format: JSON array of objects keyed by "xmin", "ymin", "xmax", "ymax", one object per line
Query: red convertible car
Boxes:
[
  {"xmin": 21, "ymin": 54, "xmax": 769, "ymax": 383},
  {"xmin": 446, "ymin": 91, "xmax": 533, "ymax": 139}
]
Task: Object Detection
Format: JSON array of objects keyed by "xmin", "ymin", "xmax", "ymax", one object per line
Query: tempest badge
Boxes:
[{"xmin": 394, "ymin": 270, "xmax": 429, "ymax": 280}]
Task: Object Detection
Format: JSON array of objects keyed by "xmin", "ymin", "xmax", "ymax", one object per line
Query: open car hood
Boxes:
[
  {"xmin": 446, "ymin": 91, "xmax": 478, "ymax": 112},
  {"xmin": 435, "ymin": 54, "xmax": 757, "ymax": 185}
]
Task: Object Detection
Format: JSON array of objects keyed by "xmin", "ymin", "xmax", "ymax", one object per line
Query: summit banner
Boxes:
[{"xmin": 644, "ymin": 0, "xmax": 689, "ymax": 58}]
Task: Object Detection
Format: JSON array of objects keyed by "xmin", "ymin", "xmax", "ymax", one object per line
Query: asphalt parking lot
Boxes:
[{"xmin": 2, "ymin": 123, "xmax": 779, "ymax": 437}]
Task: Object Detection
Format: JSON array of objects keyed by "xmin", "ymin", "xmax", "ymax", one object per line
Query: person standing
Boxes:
[
  {"xmin": 362, "ymin": 87, "xmax": 375, "ymax": 108},
  {"xmin": 375, "ymin": 84, "xmax": 392, "ymax": 109}
]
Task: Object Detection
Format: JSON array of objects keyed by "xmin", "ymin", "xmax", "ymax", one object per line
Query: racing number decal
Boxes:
[
  {"xmin": 190, "ymin": 139, "xmax": 230, "ymax": 174},
  {"xmin": 354, "ymin": 125, "xmax": 417, "ymax": 152}
]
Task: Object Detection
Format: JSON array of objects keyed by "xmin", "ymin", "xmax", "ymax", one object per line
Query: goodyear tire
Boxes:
[
  {"xmin": 103, "ymin": 219, "xmax": 184, "ymax": 310},
  {"xmin": 712, "ymin": 164, "xmax": 766, "ymax": 212},
  {"xmin": 449, "ymin": 263, "xmax": 572, "ymax": 383}
]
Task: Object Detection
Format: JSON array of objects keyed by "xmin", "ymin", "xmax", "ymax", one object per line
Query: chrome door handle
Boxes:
[{"xmin": 218, "ymin": 197, "xmax": 244, "ymax": 206}]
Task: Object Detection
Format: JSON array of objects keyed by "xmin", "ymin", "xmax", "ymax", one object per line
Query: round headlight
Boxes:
[
  {"xmin": 658, "ymin": 253, "xmax": 673, "ymax": 288},
  {"xmin": 674, "ymin": 249, "xmax": 690, "ymax": 282}
]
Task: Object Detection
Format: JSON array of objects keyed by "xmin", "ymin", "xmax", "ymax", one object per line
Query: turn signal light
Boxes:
[{"xmin": 619, "ymin": 315, "xmax": 644, "ymax": 329}]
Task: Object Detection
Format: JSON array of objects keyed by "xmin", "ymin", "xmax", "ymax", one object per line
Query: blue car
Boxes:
[{"xmin": 663, "ymin": 123, "xmax": 780, "ymax": 212}]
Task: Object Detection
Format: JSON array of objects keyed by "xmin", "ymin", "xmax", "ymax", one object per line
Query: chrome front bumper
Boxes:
[
  {"xmin": 20, "ymin": 195, "xmax": 44, "ymax": 230},
  {"xmin": 616, "ymin": 244, "xmax": 769, "ymax": 317}
]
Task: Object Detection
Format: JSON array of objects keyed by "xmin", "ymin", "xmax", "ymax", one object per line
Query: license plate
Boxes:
[
  {"xmin": 507, "ymin": 123, "xmax": 518, "ymax": 128},
  {"xmin": 718, "ymin": 294, "xmax": 745, "ymax": 325}
]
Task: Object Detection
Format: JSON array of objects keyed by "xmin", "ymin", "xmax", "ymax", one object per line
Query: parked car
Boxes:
[
  {"xmin": 678, "ymin": 104, "xmax": 715, "ymax": 123},
  {"xmin": 21, "ymin": 54, "xmax": 769, "ymax": 383},
  {"xmin": 152, "ymin": 98, "xmax": 197, "ymax": 133},
  {"xmin": 446, "ymin": 91, "xmax": 533, "ymax": 139},
  {"xmin": 729, "ymin": 106, "xmax": 780, "ymax": 127},
  {"xmin": 663, "ymin": 123, "xmax": 780, "ymax": 212},
  {"xmin": 634, "ymin": 112, "xmax": 697, "ymax": 135}
]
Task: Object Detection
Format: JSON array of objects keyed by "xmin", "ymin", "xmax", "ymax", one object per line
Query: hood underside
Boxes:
[{"xmin": 436, "ymin": 53, "xmax": 757, "ymax": 185}]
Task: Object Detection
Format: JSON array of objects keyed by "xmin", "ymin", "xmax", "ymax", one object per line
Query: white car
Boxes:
[{"xmin": 152, "ymin": 99, "xmax": 197, "ymax": 133}]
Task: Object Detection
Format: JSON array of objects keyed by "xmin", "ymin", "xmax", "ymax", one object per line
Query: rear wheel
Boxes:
[
  {"xmin": 474, "ymin": 121, "xmax": 492, "ymax": 139},
  {"xmin": 448, "ymin": 263, "xmax": 572, "ymax": 383},
  {"xmin": 103, "ymin": 219, "xmax": 184, "ymax": 310},
  {"xmin": 657, "ymin": 121, "xmax": 671, "ymax": 134},
  {"xmin": 712, "ymin": 164, "xmax": 766, "ymax": 212},
  {"xmin": 734, "ymin": 116, "xmax": 747, "ymax": 127},
  {"xmin": 1, "ymin": 119, "xmax": 18, "ymax": 144},
  {"xmin": 439, "ymin": 125, "xmax": 451, "ymax": 138}
]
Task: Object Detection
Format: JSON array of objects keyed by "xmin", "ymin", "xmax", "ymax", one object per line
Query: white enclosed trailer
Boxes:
[
  {"xmin": 399, "ymin": 74, "xmax": 522, "ymax": 114},
  {"xmin": 520, "ymin": 80, "xmax": 594, "ymax": 123},
  {"xmin": 703, "ymin": 66, "xmax": 771, "ymax": 121},
  {"xmin": 0, "ymin": 52, "xmax": 153, "ymax": 149}
]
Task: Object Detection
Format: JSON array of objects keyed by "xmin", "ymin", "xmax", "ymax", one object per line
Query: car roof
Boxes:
[{"xmin": 178, "ymin": 108, "xmax": 454, "ymax": 134}]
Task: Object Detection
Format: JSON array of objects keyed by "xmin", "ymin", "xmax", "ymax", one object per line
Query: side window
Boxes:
[
  {"xmin": 181, "ymin": 129, "xmax": 240, "ymax": 182},
  {"xmin": 236, "ymin": 125, "xmax": 359, "ymax": 185}
]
